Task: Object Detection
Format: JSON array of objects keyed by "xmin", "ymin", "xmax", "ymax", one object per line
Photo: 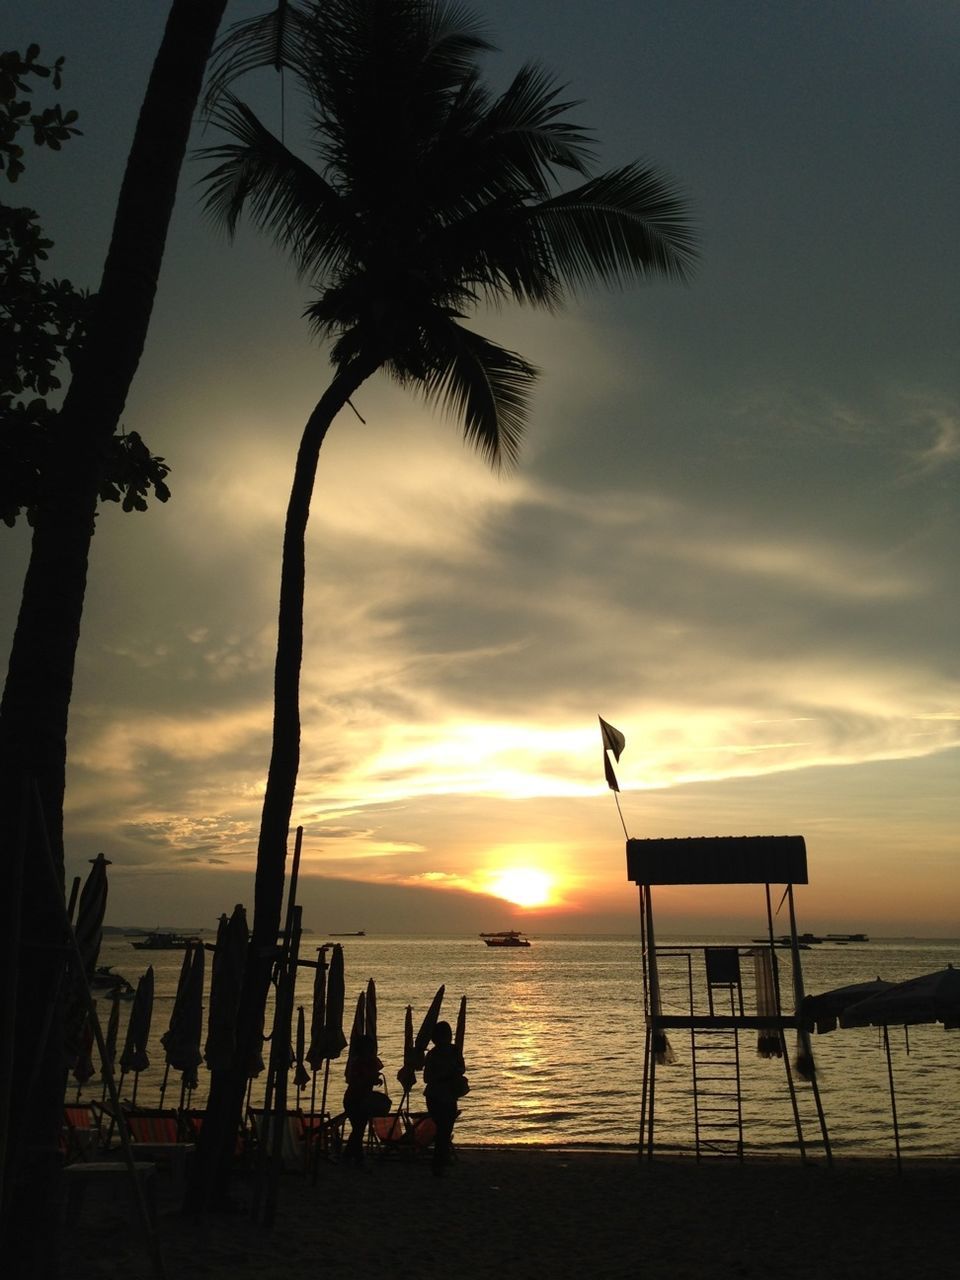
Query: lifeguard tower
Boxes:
[{"xmin": 626, "ymin": 835, "xmax": 831, "ymax": 1162}]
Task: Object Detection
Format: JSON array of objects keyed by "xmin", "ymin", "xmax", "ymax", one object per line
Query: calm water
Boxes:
[{"xmin": 83, "ymin": 932, "xmax": 960, "ymax": 1160}]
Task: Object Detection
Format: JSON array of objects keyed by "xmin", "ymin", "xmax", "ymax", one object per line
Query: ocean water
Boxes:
[{"xmin": 82, "ymin": 932, "xmax": 960, "ymax": 1160}]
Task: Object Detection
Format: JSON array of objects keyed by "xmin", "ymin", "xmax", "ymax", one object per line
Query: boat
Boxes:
[
  {"xmin": 480, "ymin": 931, "xmax": 531, "ymax": 948},
  {"xmin": 751, "ymin": 938, "xmax": 811, "ymax": 950},
  {"xmin": 826, "ymin": 933, "xmax": 869, "ymax": 943},
  {"xmin": 90, "ymin": 966, "xmax": 135, "ymax": 996},
  {"xmin": 130, "ymin": 930, "xmax": 197, "ymax": 950},
  {"xmin": 329, "ymin": 931, "xmax": 366, "ymax": 937}
]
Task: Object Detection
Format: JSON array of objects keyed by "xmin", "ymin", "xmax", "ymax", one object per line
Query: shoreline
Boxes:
[{"xmin": 69, "ymin": 1146, "xmax": 958, "ymax": 1280}]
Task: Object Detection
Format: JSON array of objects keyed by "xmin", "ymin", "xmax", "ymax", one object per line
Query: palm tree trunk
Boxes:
[
  {"xmin": 194, "ymin": 354, "xmax": 379, "ymax": 1209},
  {"xmin": 0, "ymin": 4, "xmax": 227, "ymax": 1272}
]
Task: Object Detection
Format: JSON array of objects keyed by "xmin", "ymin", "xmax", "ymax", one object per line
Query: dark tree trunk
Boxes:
[
  {"xmin": 193, "ymin": 356, "xmax": 379, "ymax": 1209},
  {"xmin": 0, "ymin": 4, "xmax": 227, "ymax": 1273}
]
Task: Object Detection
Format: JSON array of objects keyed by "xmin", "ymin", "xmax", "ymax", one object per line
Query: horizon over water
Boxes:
[{"xmin": 84, "ymin": 932, "xmax": 960, "ymax": 1161}]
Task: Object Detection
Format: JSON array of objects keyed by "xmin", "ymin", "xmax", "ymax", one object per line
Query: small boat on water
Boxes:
[
  {"xmin": 480, "ymin": 931, "xmax": 531, "ymax": 948},
  {"xmin": 329, "ymin": 930, "xmax": 366, "ymax": 937},
  {"xmin": 90, "ymin": 966, "xmax": 135, "ymax": 996},
  {"xmin": 130, "ymin": 930, "xmax": 198, "ymax": 950}
]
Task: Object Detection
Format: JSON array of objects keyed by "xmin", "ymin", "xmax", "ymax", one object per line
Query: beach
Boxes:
[{"xmin": 68, "ymin": 1147, "xmax": 957, "ymax": 1280}]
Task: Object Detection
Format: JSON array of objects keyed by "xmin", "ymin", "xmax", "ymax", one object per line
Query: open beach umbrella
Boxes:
[
  {"xmin": 119, "ymin": 966, "xmax": 155, "ymax": 1104},
  {"xmin": 838, "ymin": 966, "xmax": 960, "ymax": 1172},
  {"xmin": 413, "ymin": 985, "xmax": 445, "ymax": 1069},
  {"xmin": 160, "ymin": 938, "xmax": 205, "ymax": 1105},
  {"xmin": 840, "ymin": 966, "xmax": 960, "ymax": 1031},
  {"xmin": 801, "ymin": 978, "xmax": 895, "ymax": 1034},
  {"xmin": 204, "ymin": 905, "xmax": 248, "ymax": 1072},
  {"xmin": 365, "ymin": 978, "xmax": 377, "ymax": 1052}
]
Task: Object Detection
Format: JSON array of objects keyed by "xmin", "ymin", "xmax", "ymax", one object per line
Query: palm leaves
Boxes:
[{"xmin": 199, "ymin": 1, "xmax": 697, "ymax": 464}]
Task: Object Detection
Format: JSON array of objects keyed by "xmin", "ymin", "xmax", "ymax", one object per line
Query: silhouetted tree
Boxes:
[
  {"xmin": 193, "ymin": 0, "xmax": 696, "ymax": 1198},
  {"xmin": 0, "ymin": 6, "xmax": 227, "ymax": 1274}
]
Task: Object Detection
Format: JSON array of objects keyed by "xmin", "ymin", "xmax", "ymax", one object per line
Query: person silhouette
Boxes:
[
  {"xmin": 423, "ymin": 1020, "xmax": 467, "ymax": 1175},
  {"xmin": 342, "ymin": 1033, "xmax": 387, "ymax": 1163}
]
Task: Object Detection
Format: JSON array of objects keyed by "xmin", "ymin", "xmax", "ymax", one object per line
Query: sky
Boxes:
[{"xmin": 3, "ymin": 1, "xmax": 958, "ymax": 936}]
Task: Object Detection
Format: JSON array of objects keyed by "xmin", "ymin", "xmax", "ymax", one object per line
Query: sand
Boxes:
[{"xmin": 67, "ymin": 1147, "xmax": 957, "ymax": 1280}]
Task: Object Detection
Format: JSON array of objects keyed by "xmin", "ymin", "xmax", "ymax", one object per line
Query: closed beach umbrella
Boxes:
[
  {"xmin": 65, "ymin": 854, "xmax": 112, "ymax": 1058},
  {"xmin": 71, "ymin": 1014, "xmax": 96, "ymax": 1093},
  {"xmin": 306, "ymin": 946, "xmax": 329, "ymax": 1071},
  {"xmin": 309, "ymin": 945, "xmax": 344, "ymax": 1122},
  {"xmin": 204, "ymin": 905, "xmax": 248, "ymax": 1071},
  {"xmin": 103, "ymin": 991, "xmax": 122, "ymax": 1071},
  {"xmin": 396, "ymin": 1005, "xmax": 416, "ymax": 1094},
  {"xmin": 161, "ymin": 938, "xmax": 205, "ymax": 1101},
  {"xmin": 294, "ymin": 1006, "xmax": 310, "ymax": 1095},
  {"xmin": 317, "ymin": 943, "xmax": 347, "ymax": 1061},
  {"xmin": 348, "ymin": 991, "xmax": 366, "ymax": 1061},
  {"xmin": 100, "ymin": 990, "xmax": 122, "ymax": 1100},
  {"xmin": 454, "ymin": 995, "xmax": 467, "ymax": 1053},
  {"xmin": 365, "ymin": 978, "xmax": 377, "ymax": 1052},
  {"xmin": 74, "ymin": 853, "xmax": 111, "ymax": 978},
  {"xmin": 413, "ymin": 985, "xmax": 445, "ymax": 1069},
  {"xmin": 119, "ymin": 966, "xmax": 155, "ymax": 1103}
]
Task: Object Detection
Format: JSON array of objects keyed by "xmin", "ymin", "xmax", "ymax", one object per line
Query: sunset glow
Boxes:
[
  {"xmin": 488, "ymin": 867, "xmax": 554, "ymax": 908},
  {"xmin": 6, "ymin": 2, "xmax": 957, "ymax": 938}
]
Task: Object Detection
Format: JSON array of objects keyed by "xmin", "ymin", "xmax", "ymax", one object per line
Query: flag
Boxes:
[{"xmin": 599, "ymin": 716, "xmax": 625, "ymax": 792}]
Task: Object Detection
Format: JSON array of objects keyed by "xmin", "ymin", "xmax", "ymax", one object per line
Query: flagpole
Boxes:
[{"xmin": 613, "ymin": 789, "xmax": 629, "ymax": 839}]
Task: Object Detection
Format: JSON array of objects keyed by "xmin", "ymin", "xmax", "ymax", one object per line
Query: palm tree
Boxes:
[
  {"xmin": 192, "ymin": 0, "xmax": 696, "ymax": 1198},
  {"xmin": 0, "ymin": 2, "xmax": 228, "ymax": 1262}
]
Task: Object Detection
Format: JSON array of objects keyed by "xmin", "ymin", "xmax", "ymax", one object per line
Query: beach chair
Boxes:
[
  {"xmin": 303, "ymin": 1110, "xmax": 346, "ymax": 1163},
  {"xmin": 247, "ymin": 1107, "xmax": 310, "ymax": 1173},
  {"xmin": 368, "ymin": 1111, "xmax": 437, "ymax": 1160},
  {"xmin": 182, "ymin": 1108, "xmax": 247, "ymax": 1159},
  {"xmin": 122, "ymin": 1106, "xmax": 195, "ymax": 1189},
  {"xmin": 62, "ymin": 1103, "xmax": 99, "ymax": 1163}
]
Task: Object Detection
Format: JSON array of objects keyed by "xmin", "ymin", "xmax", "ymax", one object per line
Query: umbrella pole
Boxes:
[
  {"xmin": 159, "ymin": 1061, "xmax": 170, "ymax": 1109},
  {"xmin": 319, "ymin": 1058, "xmax": 330, "ymax": 1121},
  {"xmin": 883, "ymin": 1024, "xmax": 902, "ymax": 1175}
]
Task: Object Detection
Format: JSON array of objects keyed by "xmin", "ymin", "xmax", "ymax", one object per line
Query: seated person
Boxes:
[{"xmin": 342, "ymin": 1034, "xmax": 389, "ymax": 1163}]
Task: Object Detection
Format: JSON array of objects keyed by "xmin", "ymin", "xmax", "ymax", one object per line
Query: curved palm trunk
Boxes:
[
  {"xmin": 194, "ymin": 354, "xmax": 379, "ymax": 1209},
  {"xmin": 0, "ymin": 4, "xmax": 227, "ymax": 1270}
]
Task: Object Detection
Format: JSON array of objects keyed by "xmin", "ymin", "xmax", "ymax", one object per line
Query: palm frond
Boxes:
[
  {"xmin": 203, "ymin": 3, "xmax": 315, "ymax": 115},
  {"xmin": 413, "ymin": 316, "xmax": 538, "ymax": 470},
  {"xmin": 198, "ymin": 94, "xmax": 354, "ymax": 279},
  {"xmin": 529, "ymin": 162, "xmax": 699, "ymax": 288}
]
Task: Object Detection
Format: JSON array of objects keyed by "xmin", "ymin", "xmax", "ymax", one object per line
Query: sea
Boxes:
[{"xmin": 82, "ymin": 932, "xmax": 960, "ymax": 1161}]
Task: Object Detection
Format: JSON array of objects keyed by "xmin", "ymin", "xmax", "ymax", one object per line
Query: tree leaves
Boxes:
[{"xmin": 1, "ymin": 47, "xmax": 169, "ymax": 527}]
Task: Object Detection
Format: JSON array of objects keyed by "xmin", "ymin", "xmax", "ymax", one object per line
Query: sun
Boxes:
[{"xmin": 489, "ymin": 867, "xmax": 553, "ymax": 908}]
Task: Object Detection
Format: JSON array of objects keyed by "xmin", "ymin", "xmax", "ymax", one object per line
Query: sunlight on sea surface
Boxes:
[{"xmin": 86, "ymin": 933, "xmax": 960, "ymax": 1159}]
